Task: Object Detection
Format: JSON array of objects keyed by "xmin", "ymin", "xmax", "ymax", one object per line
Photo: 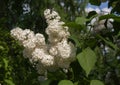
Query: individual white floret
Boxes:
[
  {"xmin": 23, "ymin": 29, "xmax": 31, "ymax": 35},
  {"xmin": 35, "ymin": 33, "xmax": 46, "ymax": 47},
  {"xmin": 27, "ymin": 30, "xmax": 35, "ymax": 39},
  {"xmin": 49, "ymin": 46, "xmax": 58, "ymax": 56},
  {"xmin": 41, "ymin": 54, "xmax": 54, "ymax": 67},
  {"xmin": 56, "ymin": 39, "xmax": 76, "ymax": 59},
  {"xmin": 22, "ymin": 38, "xmax": 36, "ymax": 49},
  {"xmin": 32, "ymin": 48, "xmax": 45, "ymax": 62}
]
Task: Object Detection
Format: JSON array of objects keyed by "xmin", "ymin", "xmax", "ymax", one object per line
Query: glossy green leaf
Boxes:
[
  {"xmin": 58, "ymin": 80, "xmax": 73, "ymax": 85},
  {"xmin": 77, "ymin": 47, "xmax": 97, "ymax": 76},
  {"xmin": 90, "ymin": 80, "xmax": 104, "ymax": 85}
]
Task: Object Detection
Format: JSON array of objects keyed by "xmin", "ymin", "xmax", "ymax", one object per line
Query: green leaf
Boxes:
[
  {"xmin": 90, "ymin": 80, "xmax": 104, "ymax": 85},
  {"xmin": 97, "ymin": 35, "xmax": 119, "ymax": 50},
  {"xmin": 117, "ymin": 31, "xmax": 120, "ymax": 37},
  {"xmin": 89, "ymin": 0, "xmax": 101, "ymax": 6},
  {"xmin": 77, "ymin": 47, "xmax": 97, "ymax": 76},
  {"xmin": 3, "ymin": 58, "xmax": 9, "ymax": 70},
  {"xmin": 70, "ymin": 35, "xmax": 81, "ymax": 47},
  {"xmin": 74, "ymin": 82, "xmax": 79, "ymax": 85},
  {"xmin": 4, "ymin": 79, "xmax": 15, "ymax": 85},
  {"xmin": 58, "ymin": 80, "xmax": 73, "ymax": 85},
  {"xmin": 65, "ymin": 22, "xmax": 81, "ymax": 29},
  {"xmin": 75, "ymin": 17, "xmax": 87, "ymax": 25},
  {"xmin": 99, "ymin": 14, "xmax": 120, "ymax": 22},
  {"xmin": 0, "ymin": 45, "xmax": 4, "ymax": 50},
  {"xmin": 87, "ymin": 11, "xmax": 97, "ymax": 18}
]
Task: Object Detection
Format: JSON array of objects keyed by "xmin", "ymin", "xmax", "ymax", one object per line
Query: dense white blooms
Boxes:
[
  {"xmin": 41, "ymin": 54, "xmax": 54, "ymax": 67},
  {"xmin": 23, "ymin": 38, "xmax": 36, "ymax": 49},
  {"xmin": 49, "ymin": 46, "xmax": 58, "ymax": 56},
  {"xmin": 88, "ymin": 17, "xmax": 113, "ymax": 33},
  {"xmin": 32, "ymin": 48, "xmax": 45, "ymax": 62},
  {"xmin": 11, "ymin": 27, "xmax": 26, "ymax": 43},
  {"xmin": 87, "ymin": 13, "xmax": 114, "ymax": 33},
  {"xmin": 10, "ymin": 9, "xmax": 76, "ymax": 75},
  {"xmin": 56, "ymin": 39, "xmax": 76, "ymax": 59},
  {"xmin": 44, "ymin": 9, "xmax": 61, "ymax": 24},
  {"xmin": 35, "ymin": 33, "xmax": 46, "ymax": 47},
  {"xmin": 93, "ymin": 19, "xmax": 113, "ymax": 32},
  {"xmin": 44, "ymin": 9, "xmax": 70, "ymax": 43},
  {"xmin": 86, "ymin": 7, "xmax": 113, "ymax": 33}
]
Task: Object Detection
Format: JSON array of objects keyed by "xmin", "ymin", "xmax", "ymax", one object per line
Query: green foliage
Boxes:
[
  {"xmin": 108, "ymin": 0, "xmax": 120, "ymax": 14},
  {"xmin": 40, "ymin": 79, "xmax": 52, "ymax": 85},
  {"xmin": 4, "ymin": 79, "xmax": 15, "ymax": 85},
  {"xmin": 77, "ymin": 47, "xmax": 97, "ymax": 76},
  {"xmin": 89, "ymin": 0, "xmax": 101, "ymax": 6},
  {"xmin": 0, "ymin": 28, "xmax": 40, "ymax": 84},
  {"xmin": 90, "ymin": 80, "xmax": 104, "ymax": 85},
  {"xmin": 97, "ymin": 35, "xmax": 119, "ymax": 50},
  {"xmin": 58, "ymin": 80, "xmax": 73, "ymax": 85},
  {"xmin": 99, "ymin": 14, "xmax": 120, "ymax": 22},
  {"xmin": 75, "ymin": 17, "xmax": 87, "ymax": 25}
]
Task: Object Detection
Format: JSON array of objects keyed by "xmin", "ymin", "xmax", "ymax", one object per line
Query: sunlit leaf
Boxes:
[
  {"xmin": 58, "ymin": 80, "xmax": 73, "ymax": 85},
  {"xmin": 90, "ymin": 80, "xmax": 104, "ymax": 85},
  {"xmin": 77, "ymin": 47, "xmax": 97, "ymax": 76}
]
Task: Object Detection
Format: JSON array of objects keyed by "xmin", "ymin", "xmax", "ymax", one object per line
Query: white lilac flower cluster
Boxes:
[
  {"xmin": 10, "ymin": 9, "xmax": 76, "ymax": 75},
  {"xmin": 86, "ymin": 8, "xmax": 113, "ymax": 33},
  {"xmin": 89, "ymin": 17, "xmax": 113, "ymax": 33}
]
